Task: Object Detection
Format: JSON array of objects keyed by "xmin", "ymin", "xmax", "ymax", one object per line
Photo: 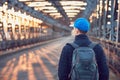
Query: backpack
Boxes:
[{"xmin": 69, "ymin": 43, "xmax": 99, "ymax": 80}]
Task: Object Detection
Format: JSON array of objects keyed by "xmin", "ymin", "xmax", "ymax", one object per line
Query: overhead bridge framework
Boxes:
[
  {"xmin": 1, "ymin": 0, "xmax": 98, "ymax": 32},
  {"xmin": 7, "ymin": 0, "xmax": 71, "ymax": 31},
  {"xmin": 0, "ymin": 0, "xmax": 119, "ymax": 43}
]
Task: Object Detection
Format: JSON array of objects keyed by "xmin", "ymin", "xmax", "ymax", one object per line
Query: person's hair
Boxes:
[{"xmin": 79, "ymin": 29, "xmax": 87, "ymax": 34}]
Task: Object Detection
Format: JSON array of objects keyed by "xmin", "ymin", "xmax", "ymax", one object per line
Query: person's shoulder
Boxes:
[
  {"xmin": 92, "ymin": 42, "xmax": 104, "ymax": 52},
  {"xmin": 62, "ymin": 43, "xmax": 74, "ymax": 50},
  {"xmin": 61, "ymin": 43, "xmax": 74, "ymax": 56},
  {"xmin": 94, "ymin": 43, "xmax": 103, "ymax": 48}
]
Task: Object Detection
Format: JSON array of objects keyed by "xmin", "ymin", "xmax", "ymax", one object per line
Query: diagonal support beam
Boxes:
[
  {"xmin": 36, "ymin": 11, "xmax": 71, "ymax": 31},
  {"xmin": 74, "ymin": 0, "xmax": 98, "ymax": 19},
  {"xmin": 0, "ymin": 0, "xmax": 7, "ymax": 4},
  {"xmin": 82, "ymin": 0, "xmax": 98, "ymax": 19},
  {"xmin": 8, "ymin": 0, "xmax": 71, "ymax": 32},
  {"xmin": 50, "ymin": 1, "xmax": 70, "ymax": 25}
]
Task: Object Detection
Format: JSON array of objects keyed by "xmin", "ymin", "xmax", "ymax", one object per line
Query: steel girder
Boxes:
[
  {"xmin": 36, "ymin": 11, "xmax": 71, "ymax": 31},
  {"xmin": 8, "ymin": 0, "xmax": 71, "ymax": 32},
  {"xmin": 116, "ymin": 0, "xmax": 120, "ymax": 43},
  {"xmin": 50, "ymin": 1, "xmax": 70, "ymax": 25},
  {"xmin": 89, "ymin": 0, "xmax": 120, "ymax": 43},
  {"xmin": 74, "ymin": 0, "xmax": 98, "ymax": 20},
  {"xmin": 0, "ymin": 0, "xmax": 7, "ymax": 4}
]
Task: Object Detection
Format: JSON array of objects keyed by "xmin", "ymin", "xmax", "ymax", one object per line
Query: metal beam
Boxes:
[
  {"xmin": 50, "ymin": 1, "xmax": 70, "ymax": 25},
  {"xmin": 82, "ymin": 0, "xmax": 98, "ymax": 19},
  {"xmin": 117, "ymin": 0, "xmax": 120, "ymax": 43},
  {"xmin": 8, "ymin": 0, "xmax": 71, "ymax": 31},
  {"xmin": 0, "ymin": 0, "xmax": 7, "ymax": 4},
  {"xmin": 19, "ymin": 0, "xmax": 45, "ymax": 2},
  {"xmin": 102, "ymin": 0, "xmax": 109, "ymax": 39},
  {"xmin": 74, "ymin": 0, "xmax": 98, "ymax": 19},
  {"xmin": 110, "ymin": 0, "xmax": 116, "ymax": 41},
  {"xmin": 36, "ymin": 10, "xmax": 71, "ymax": 31}
]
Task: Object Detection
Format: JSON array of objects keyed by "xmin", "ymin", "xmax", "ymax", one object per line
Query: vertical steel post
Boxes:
[
  {"xmin": 116, "ymin": 0, "xmax": 120, "ymax": 44},
  {"xmin": 98, "ymin": 0, "xmax": 103, "ymax": 38},
  {"xmin": 110, "ymin": 0, "xmax": 116, "ymax": 41},
  {"xmin": 103, "ymin": 0, "xmax": 109, "ymax": 39}
]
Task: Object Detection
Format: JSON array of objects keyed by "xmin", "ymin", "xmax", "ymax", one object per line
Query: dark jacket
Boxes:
[{"xmin": 58, "ymin": 34, "xmax": 109, "ymax": 80}]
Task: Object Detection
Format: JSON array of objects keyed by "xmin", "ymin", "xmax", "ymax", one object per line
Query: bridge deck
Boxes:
[{"xmin": 0, "ymin": 36, "xmax": 119, "ymax": 80}]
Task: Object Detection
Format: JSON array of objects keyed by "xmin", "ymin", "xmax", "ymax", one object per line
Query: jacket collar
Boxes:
[
  {"xmin": 75, "ymin": 34, "xmax": 89, "ymax": 40},
  {"xmin": 74, "ymin": 34, "xmax": 91, "ymax": 46}
]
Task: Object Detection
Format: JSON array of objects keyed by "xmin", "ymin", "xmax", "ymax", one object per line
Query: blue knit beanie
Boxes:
[{"xmin": 74, "ymin": 18, "xmax": 90, "ymax": 32}]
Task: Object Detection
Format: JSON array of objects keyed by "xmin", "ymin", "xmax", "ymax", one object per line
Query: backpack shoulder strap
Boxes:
[
  {"xmin": 88, "ymin": 42, "xmax": 97, "ymax": 49},
  {"xmin": 68, "ymin": 43, "xmax": 79, "ymax": 49},
  {"xmin": 68, "ymin": 42, "xmax": 98, "ymax": 49}
]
